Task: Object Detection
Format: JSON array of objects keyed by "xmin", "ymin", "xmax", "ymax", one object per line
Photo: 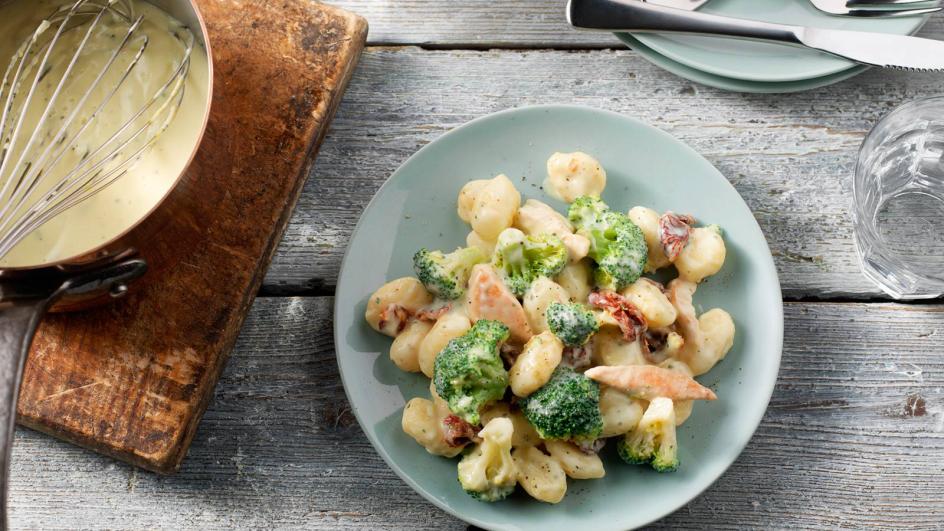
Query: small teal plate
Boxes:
[
  {"xmin": 619, "ymin": 33, "xmax": 872, "ymax": 93},
  {"xmin": 335, "ymin": 105, "xmax": 784, "ymax": 531},
  {"xmin": 631, "ymin": 0, "xmax": 929, "ymax": 82}
]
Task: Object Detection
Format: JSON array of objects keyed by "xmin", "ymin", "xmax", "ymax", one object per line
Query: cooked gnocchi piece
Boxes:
[
  {"xmin": 545, "ymin": 152, "xmax": 606, "ymax": 203},
  {"xmin": 418, "ymin": 312, "xmax": 472, "ymax": 378},
  {"xmin": 621, "ymin": 278, "xmax": 676, "ymax": 329},
  {"xmin": 516, "ymin": 199, "xmax": 590, "ymax": 261},
  {"xmin": 390, "ymin": 319, "xmax": 432, "ymax": 372},
  {"xmin": 465, "ymin": 174, "xmax": 521, "ymax": 241},
  {"xmin": 599, "ymin": 385, "xmax": 646, "ymax": 437},
  {"xmin": 523, "ymin": 277, "xmax": 570, "ymax": 333},
  {"xmin": 545, "ymin": 440, "xmax": 605, "ymax": 479},
  {"xmin": 628, "ymin": 206, "xmax": 671, "ymax": 272},
  {"xmin": 509, "ymin": 331, "xmax": 564, "ymax": 397},
  {"xmin": 675, "ymin": 226, "xmax": 726, "ymax": 283},
  {"xmin": 513, "ymin": 445, "xmax": 567, "ymax": 504},
  {"xmin": 365, "ymin": 277, "xmax": 433, "ymax": 337},
  {"xmin": 554, "ymin": 259, "xmax": 593, "ymax": 303},
  {"xmin": 366, "ymin": 151, "xmax": 737, "ymax": 505}
]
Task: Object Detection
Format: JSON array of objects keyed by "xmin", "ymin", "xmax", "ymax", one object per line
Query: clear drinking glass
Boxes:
[{"xmin": 854, "ymin": 96, "xmax": 944, "ymax": 299}]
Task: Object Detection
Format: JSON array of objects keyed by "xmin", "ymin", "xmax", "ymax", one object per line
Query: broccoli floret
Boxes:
[
  {"xmin": 492, "ymin": 228, "xmax": 568, "ymax": 297},
  {"xmin": 546, "ymin": 302, "xmax": 599, "ymax": 347},
  {"xmin": 568, "ymin": 196, "xmax": 647, "ymax": 291},
  {"xmin": 433, "ymin": 320, "xmax": 510, "ymax": 424},
  {"xmin": 413, "ymin": 246, "xmax": 487, "ymax": 299},
  {"xmin": 458, "ymin": 417, "xmax": 517, "ymax": 502},
  {"xmin": 617, "ymin": 397, "xmax": 678, "ymax": 472},
  {"xmin": 520, "ymin": 366, "xmax": 603, "ymax": 442}
]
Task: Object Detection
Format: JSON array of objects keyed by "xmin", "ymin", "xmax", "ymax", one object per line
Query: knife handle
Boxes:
[{"xmin": 567, "ymin": 0, "xmax": 804, "ymax": 46}]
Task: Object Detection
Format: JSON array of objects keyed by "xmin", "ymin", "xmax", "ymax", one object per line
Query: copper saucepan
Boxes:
[{"xmin": 0, "ymin": 0, "xmax": 213, "ymax": 526}]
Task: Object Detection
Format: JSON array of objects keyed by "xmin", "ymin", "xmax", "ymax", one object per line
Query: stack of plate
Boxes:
[{"xmin": 618, "ymin": 0, "xmax": 932, "ymax": 92}]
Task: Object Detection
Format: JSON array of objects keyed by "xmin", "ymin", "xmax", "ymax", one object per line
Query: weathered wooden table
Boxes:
[{"xmin": 11, "ymin": 2, "xmax": 944, "ymax": 529}]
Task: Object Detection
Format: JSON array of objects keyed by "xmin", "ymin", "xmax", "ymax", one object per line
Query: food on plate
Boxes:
[{"xmin": 364, "ymin": 151, "xmax": 734, "ymax": 503}]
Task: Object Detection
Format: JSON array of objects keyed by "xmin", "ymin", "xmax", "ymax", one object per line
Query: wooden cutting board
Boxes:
[{"xmin": 13, "ymin": 0, "xmax": 367, "ymax": 474}]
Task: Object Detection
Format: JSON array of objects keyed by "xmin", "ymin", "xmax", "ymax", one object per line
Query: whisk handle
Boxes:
[{"xmin": 0, "ymin": 292, "xmax": 56, "ymax": 531}]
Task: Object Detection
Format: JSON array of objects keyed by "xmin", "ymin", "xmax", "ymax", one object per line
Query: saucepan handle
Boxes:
[{"xmin": 0, "ymin": 294, "xmax": 56, "ymax": 531}]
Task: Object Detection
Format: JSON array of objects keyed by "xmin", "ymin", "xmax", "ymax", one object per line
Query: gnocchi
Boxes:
[
  {"xmin": 467, "ymin": 174, "xmax": 521, "ymax": 241},
  {"xmin": 516, "ymin": 199, "xmax": 590, "ymax": 261},
  {"xmin": 513, "ymin": 445, "xmax": 567, "ymax": 504},
  {"xmin": 628, "ymin": 206, "xmax": 671, "ymax": 272},
  {"xmin": 365, "ymin": 151, "xmax": 737, "ymax": 505},
  {"xmin": 401, "ymin": 396, "xmax": 464, "ymax": 458},
  {"xmin": 621, "ymin": 278, "xmax": 677, "ymax": 329},
  {"xmin": 509, "ymin": 331, "xmax": 564, "ymax": 397},
  {"xmin": 545, "ymin": 152, "xmax": 606, "ymax": 203},
  {"xmin": 390, "ymin": 319, "xmax": 432, "ymax": 372},
  {"xmin": 523, "ymin": 277, "xmax": 570, "ymax": 333},
  {"xmin": 418, "ymin": 312, "xmax": 472, "ymax": 378},
  {"xmin": 554, "ymin": 259, "xmax": 593, "ymax": 303},
  {"xmin": 675, "ymin": 226, "xmax": 726, "ymax": 283},
  {"xmin": 545, "ymin": 440, "xmax": 605, "ymax": 480},
  {"xmin": 599, "ymin": 385, "xmax": 646, "ymax": 437},
  {"xmin": 365, "ymin": 277, "xmax": 433, "ymax": 337}
]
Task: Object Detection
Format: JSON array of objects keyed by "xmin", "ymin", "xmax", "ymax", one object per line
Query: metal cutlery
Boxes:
[
  {"xmin": 810, "ymin": 0, "xmax": 941, "ymax": 18},
  {"xmin": 567, "ymin": 0, "xmax": 944, "ymax": 71},
  {"xmin": 643, "ymin": 0, "xmax": 709, "ymax": 9}
]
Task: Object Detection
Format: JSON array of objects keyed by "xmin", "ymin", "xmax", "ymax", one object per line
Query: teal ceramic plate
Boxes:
[
  {"xmin": 619, "ymin": 33, "xmax": 872, "ymax": 93},
  {"xmin": 631, "ymin": 0, "xmax": 929, "ymax": 82},
  {"xmin": 335, "ymin": 105, "xmax": 784, "ymax": 531}
]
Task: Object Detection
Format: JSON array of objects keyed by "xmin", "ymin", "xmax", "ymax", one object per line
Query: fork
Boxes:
[{"xmin": 810, "ymin": 0, "xmax": 942, "ymax": 17}]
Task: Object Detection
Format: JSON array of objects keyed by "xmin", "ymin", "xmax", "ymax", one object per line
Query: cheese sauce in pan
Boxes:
[{"xmin": 0, "ymin": 0, "xmax": 209, "ymax": 267}]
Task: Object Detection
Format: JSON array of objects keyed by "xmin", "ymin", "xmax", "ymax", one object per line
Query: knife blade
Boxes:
[{"xmin": 567, "ymin": 0, "xmax": 944, "ymax": 71}]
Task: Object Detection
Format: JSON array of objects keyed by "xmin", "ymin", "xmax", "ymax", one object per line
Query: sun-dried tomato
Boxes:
[
  {"xmin": 659, "ymin": 212, "xmax": 696, "ymax": 261},
  {"xmin": 442, "ymin": 415, "xmax": 479, "ymax": 447},
  {"xmin": 588, "ymin": 291, "xmax": 648, "ymax": 342}
]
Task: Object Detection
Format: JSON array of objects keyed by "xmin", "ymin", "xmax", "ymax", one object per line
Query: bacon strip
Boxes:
[
  {"xmin": 659, "ymin": 212, "xmax": 695, "ymax": 262},
  {"xmin": 588, "ymin": 291, "xmax": 648, "ymax": 342},
  {"xmin": 442, "ymin": 415, "xmax": 479, "ymax": 447}
]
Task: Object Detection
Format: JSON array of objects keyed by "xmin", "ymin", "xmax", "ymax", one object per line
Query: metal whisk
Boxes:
[{"xmin": 0, "ymin": 0, "xmax": 194, "ymax": 261}]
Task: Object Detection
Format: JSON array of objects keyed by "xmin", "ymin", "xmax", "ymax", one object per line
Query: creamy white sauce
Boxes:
[{"xmin": 0, "ymin": 0, "xmax": 209, "ymax": 267}]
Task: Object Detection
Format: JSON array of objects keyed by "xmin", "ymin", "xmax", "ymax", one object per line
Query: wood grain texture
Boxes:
[
  {"xmin": 9, "ymin": 297, "xmax": 943, "ymax": 529},
  {"xmin": 323, "ymin": 0, "xmax": 944, "ymax": 47},
  {"xmin": 16, "ymin": 0, "xmax": 367, "ymax": 473},
  {"xmin": 263, "ymin": 45, "xmax": 944, "ymax": 299}
]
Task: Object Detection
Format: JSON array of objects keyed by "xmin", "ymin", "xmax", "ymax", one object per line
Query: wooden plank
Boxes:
[
  {"xmin": 323, "ymin": 0, "xmax": 944, "ymax": 47},
  {"xmin": 17, "ymin": 1, "xmax": 367, "ymax": 474},
  {"xmin": 263, "ymin": 46, "xmax": 944, "ymax": 299},
  {"xmin": 9, "ymin": 297, "xmax": 944, "ymax": 528}
]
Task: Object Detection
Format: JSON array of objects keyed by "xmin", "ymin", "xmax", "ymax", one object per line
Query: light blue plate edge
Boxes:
[
  {"xmin": 334, "ymin": 105, "xmax": 785, "ymax": 531},
  {"xmin": 631, "ymin": 2, "xmax": 929, "ymax": 82},
  {"xmin": 618, "ymin": 33, "xmax": 871, "ymax": 93}
]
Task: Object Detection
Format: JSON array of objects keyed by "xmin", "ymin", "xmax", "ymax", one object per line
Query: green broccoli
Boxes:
[
  {"xmin": 546, "ymin": 302, "xmax": 599, "ymax": 347},
  {"xmin": 617, "ymin": 397, "xmax": 678, "ymax": 472},
  {"xmin": 568, "ymin": 196, "xmax": 648, "ymax": 291},
  {"xmin": 413, "ymin": 246, "xmax": 487, "ymax": 299},
  {"xmin": 457, "ymin": 417, "xmax": 517, "ymax": 501},
  {"xmin": 492, "ymin": 228, "xmax": 568, "ymax": 297},
  {"xmin": 520, "ymin": 366, "xmax": 603, "ymax": 442},
  {"xmin": 433, "ymin": 320, "xmax": 510, "ymax": 424}
]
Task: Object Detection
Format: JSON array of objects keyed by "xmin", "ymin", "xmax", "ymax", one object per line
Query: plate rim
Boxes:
[
  {"xmin": 617, "ymin": 33, "xmax": 872, "ymax": 93},
  {"xmin": 630, "ymin": 6, "xmax": 929, "ymax": 82},
  {"xmin": 334, "ymin": 104, "xmax": 785, "ymax": 531}
]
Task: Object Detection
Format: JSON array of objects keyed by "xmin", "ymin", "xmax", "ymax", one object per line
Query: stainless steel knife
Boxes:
[
  {"xmin": 568, "ymin": 0, "xmax": 944, "ymax": 71},
  {"xmin": 644, "ymin": 0, "xmax": 709, "ymax": 9}
]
